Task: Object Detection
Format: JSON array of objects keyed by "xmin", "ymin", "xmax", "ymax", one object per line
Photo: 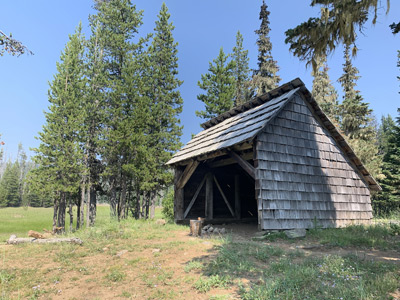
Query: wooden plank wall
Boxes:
[{"xmin": 256, "ymin": 94, "xmax": 372, "ymax": 230}]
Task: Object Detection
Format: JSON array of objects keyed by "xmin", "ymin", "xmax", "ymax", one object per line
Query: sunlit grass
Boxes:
[{"xmin": 0, "ymin": 205, "xmax": 114, "ymax": 242}]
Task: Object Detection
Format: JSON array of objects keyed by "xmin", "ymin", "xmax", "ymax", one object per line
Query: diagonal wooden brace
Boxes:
[{"xmin": 229, "ymin": 151, "xmax": 255, "ymax": 179}]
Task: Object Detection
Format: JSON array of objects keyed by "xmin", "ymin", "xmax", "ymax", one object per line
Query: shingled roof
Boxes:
[{"xmin": 167, "ymin": 78, "xmax": 380, "ymax": 191}]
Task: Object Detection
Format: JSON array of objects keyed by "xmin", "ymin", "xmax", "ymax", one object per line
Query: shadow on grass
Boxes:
[{"xmin": 185, "ymin": 230, "xmax": 400, "ymax": 299}]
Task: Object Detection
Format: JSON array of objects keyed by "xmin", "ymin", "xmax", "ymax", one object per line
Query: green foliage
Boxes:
[
  {"xmin": 311, "ymin": 54, "xmax": 339, "ymax": 123},
  {"xmin": 196, "ymin": 47, "xmax": 235, "ymax": 120},
  {"xmin": 251, "ymin": 1, "xmax": 281, "ymax": 95},
  {"xmin": 105, "ymin": 266, "xmax": 126, "ymax": 282},
  {"xmin": 193, "ymin": 275, "xmax": 232, "ymax": 293},
  {"xmin": 374, "ymin": 115, "xmax": 400, "ymax": 215},
  {"xmin": 336, "ymin": 43, "xmax": 381, "ymax": 181},
  {"xmin": 32, "ymin": 23, "xmax": 86, "ymax": 196},
  {"xmin": 0, "ymin": 161, "xmax": 21, "ymax": 207},
  {"xmin": 231, "ymin": 31, "xmax": 251, "ymax": 106},
  {"xmin": 0, "ymin": 30, "xmax": 33, "ymax": 56},
  {"xmin": 307, "ymin": 224, "xmax": 399, "ymax": 250},
  {"xmin": 390, "ymin": 22, "xmax": 400, "ymax": 34},
  {"xmin": 161, "ymin": 189, "xmax": 174, "ymax": 222},
  {"xmin": 285, "ymin": 0, "xmax": 391, "ymax": 68},
  {"xmin": 142, "ymin": 2, "xmax": 183, "ymax": 192}
]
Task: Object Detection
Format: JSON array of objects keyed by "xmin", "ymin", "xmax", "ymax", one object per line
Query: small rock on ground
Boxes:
[{"xmin": 285, "ymin": 228, "xmax": 306, "ymax": 239}]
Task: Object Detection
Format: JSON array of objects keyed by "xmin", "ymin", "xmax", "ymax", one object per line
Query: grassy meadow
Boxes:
[
  {"xmin": 0, "ymin": 206, "xmax": 112, "ymax": 242},
  {"xmin": 0, "ymin": 207, "xmax": 399, "ymax": 299}
]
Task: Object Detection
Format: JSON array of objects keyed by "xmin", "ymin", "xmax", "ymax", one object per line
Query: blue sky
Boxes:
[{"xmin": 0, "ymin": 1, "xmax": 399, "ymax": 159}]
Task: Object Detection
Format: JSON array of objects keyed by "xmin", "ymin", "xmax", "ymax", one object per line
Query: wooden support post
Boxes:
[
  {"xmin": 235, "ymin": 175, "xmax": 241, "ymax": 219},
  {"xmin": 205, "ymin": 173, "xmax": 213, "ymax": 220},
  {"xmin": 176, "ymin": 160, "xmax": 199, "ymax": 189},
  {"xmin": 174, "ymin": 167, "xmax": 184, "ymax": 221},
  {"xmin": 214, "ymin": 176, "xmax": 235, "ymax": 217},
  {"xmin": 229, "ymin": 151, "xmax": 255, "ymax": 179},
  {"xmin": 183, "ymin": 175, "xmax": 207, "ymax": 219}
]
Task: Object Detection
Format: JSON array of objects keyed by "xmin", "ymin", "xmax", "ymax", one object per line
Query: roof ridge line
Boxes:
[{"xmin": 200, "ymin": 77, "xmax": 304, "ymax": 129}]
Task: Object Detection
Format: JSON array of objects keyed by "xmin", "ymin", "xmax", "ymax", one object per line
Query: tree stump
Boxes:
[{"xmin": 190, "ymin": 220, "xmax": 202, "ymax": 237}]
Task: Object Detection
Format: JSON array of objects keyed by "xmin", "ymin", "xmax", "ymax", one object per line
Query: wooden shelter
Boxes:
[{"xmin": 166, "ymin": 78, "xmax": 380, "ymax": 230}]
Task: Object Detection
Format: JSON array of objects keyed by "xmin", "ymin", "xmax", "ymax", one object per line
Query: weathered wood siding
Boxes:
[{"xmin": 255, "ymin": 94, "xmax": 372, "ymax": 230}]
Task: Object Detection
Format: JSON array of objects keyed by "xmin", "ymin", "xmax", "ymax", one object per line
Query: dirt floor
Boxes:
[{"xmin": 1, "ymin": 223, "xmax": 399, "ymax": 300}]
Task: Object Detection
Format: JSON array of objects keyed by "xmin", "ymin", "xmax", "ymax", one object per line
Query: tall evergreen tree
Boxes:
[
  {"xmin": 337, "ymin": 46, "xmax": 373, "ymax": 140},
  {"xmin": 196, "ymin": 47, "xmax": 235, "ymax": 120},
  {"xmin": 31, "ymin": 23, "xmax": 86, "ymax": 232},
  {"xmin": 141, "ymin": 3, "xmax": 183, "ymax": 219},
  {"xmin": 374, "ymin": 115, "xmax": 400, "ymax": 215},
  {"xmin": 251, "ymin": 0, "xmax": 281, "ymax": 96},
  {"xmin": 232, "ymin": 31, "xmax": 251, "ymax": 106},
  {"xmin": 311, "ymin": 55, "xmax": 339, "ymax": 123},
  {"xmin": 0, "ymin": 161, "xmax": 20, "ymax": 207},
  {"xmin": 336, "ymin": 44, "xmax": 381, "ymax": 179},
  {"xmin": 91, "ymin": 0, "xmax": 144, "ymax": 220},
  {"xmin": 285, "ymin": 1, "xmax": 391, "ymax": 68}
]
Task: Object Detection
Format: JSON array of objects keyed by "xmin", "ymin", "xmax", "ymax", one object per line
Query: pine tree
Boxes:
[
  {"xmin": 196, "ymin": 47, "xmax": 235, "ymax": 119},
  {"xmin": 337, "ymin": 45, "xmax": 374, "ymax": 140},
  {"xmin": 311, "ymin": 55, "xmax": 339, "ymax": 123},
  {"xmin": 232, "ymin": 31, "xmax": 251, "ymax": 106},
  {"xmin": 336, "ymin": 44, "xmax": 381, "ymax": 179},
  {"xmin": 251, "ymin": 0, "xmax": 281, "ymax": 96},
  {"xmin": 91, "ymin": 0, "xmax": 144, "ymax": 220},
  {"xmin": 31, "ymin": 23, "xmax": 86, "ymax": 232},
  {"xmin": 285, "ymin": 1, "xmax": 390, "ymax": 68},
  {"xmin": 0, "ymin": 161, "xmax": 20, "ymax": 207},
  {"xmin": 374, "ymin": 115, "xmax": 400, "ymax": 215},
  {"xmin": 338, "ymin": 44, "xmax": 360, "ymax": 102},
  {"xmin": 141, "ymin": 3, "xmax": 183, "ymax": 218}
]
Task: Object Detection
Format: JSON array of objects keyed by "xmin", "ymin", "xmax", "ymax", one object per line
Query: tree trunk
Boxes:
[
  {"xmin": 142, "ymin": 192, "xmax": 149, "ymax": 219},
  {"xmin": 89, "ymin": 186, "xmax": 96, "ymax": 226},
  {"xmin": 109, "ymin": 178, "xmax": 117, "ymax": 218},
  {"xmin": 80, "ymin": 181, "xmax": 85, "ymax": 228},
  {"xmin": 68, "ymin": 197, "xmax": 73, "ymax": 233},
  {"xmin": 135, "ymin": 185, "xmax": 141, "ymax": 219},
  {"xmin": 76, "ymin": 197, "xmax": 81, "ymax": 230},
  {"xmin": 57, "ymin": 192, "xmax": 66, "ymax": 233},
  {"xmin": 86, "ymin": 180, "xmax": 90, "ymax": 228},
  {"xmin": 150, "ymin": 191, "xmax": 156, "ymax": 219},
  {"xmin": 52, "ymin": 194, "xmax": 59, "ymax": 233},
  {"xmin": 119, "ymin": 175, "xmax": 127, "ymax": 220}
]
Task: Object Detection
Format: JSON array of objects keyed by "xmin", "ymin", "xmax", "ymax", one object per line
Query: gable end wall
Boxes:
[{"xmin": 255, "ymin": 94, "xmax": 372, "ymax": 230}]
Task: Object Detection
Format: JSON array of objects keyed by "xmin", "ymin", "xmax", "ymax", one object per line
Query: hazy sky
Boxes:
[{"xmin": 1, "ymin": 1, "xmax": 399, "ymax": 159}]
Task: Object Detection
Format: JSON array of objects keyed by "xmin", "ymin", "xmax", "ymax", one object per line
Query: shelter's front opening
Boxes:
[{"xmin": 183, "ymin": 162, "xmax": 257, "ymax": 222}]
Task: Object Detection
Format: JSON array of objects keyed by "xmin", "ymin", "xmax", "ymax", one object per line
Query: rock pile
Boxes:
[{"xmin": 201, "ymin": 224, "xmax": 227, "ymax": 235}]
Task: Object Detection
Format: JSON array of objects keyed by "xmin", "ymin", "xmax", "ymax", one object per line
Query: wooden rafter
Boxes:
[
  {"xmin": 176, "ymin": 160, "xmax": 199, "ymax": 189},
  {"xmin": 229, "ymin": 151, "xmax": 255, "ymax": 179}
]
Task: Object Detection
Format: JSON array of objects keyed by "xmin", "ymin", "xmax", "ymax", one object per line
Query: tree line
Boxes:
[
  {"xmin": 1, "ymin": 0, "xmax": 399, "ymax": 227},
  {"xmin": 196, "ymin": 1, "xmax": 399, "ymax": 216},
  {"xmin": 0, "ymin": 144, "xmax": 51, "ymax": 208},
  {"xmin": 25, "ymin": 0, "xmax": 183, "ymax": 233}
]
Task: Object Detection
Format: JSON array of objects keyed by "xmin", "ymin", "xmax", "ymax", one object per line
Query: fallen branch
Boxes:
[{"xmin": 7, "ymin": 235, "xmax": 83, "ymax": 245}]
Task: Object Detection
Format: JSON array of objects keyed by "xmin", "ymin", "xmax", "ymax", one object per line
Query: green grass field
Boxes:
[
  {"xmin": 0, "ymin": 205, "xmax": 112, "ymax": 242},
  {"xmin": 0, "ymin": 207, "xmax": 399, "ymax": 299}
]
